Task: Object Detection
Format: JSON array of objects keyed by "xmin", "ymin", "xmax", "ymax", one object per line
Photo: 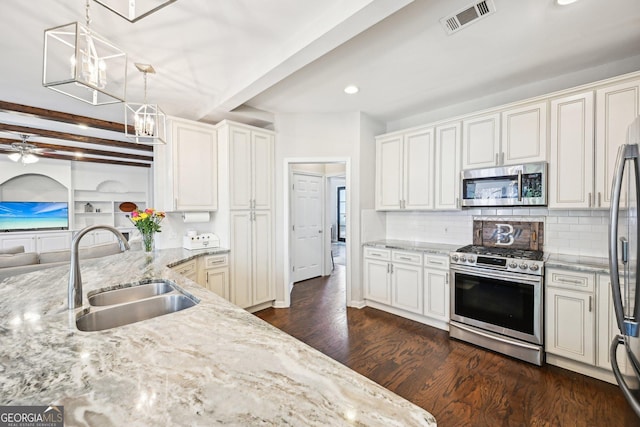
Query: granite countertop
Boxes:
[
  {"xmin": 545, "ymin": 253, "xmax": 611, "ymax": 274},
  {"xmin": 0, "ymin": 247, "xmax": 436, "ymax": 426},
  {"xmin": 364, "ymin": 239, "xmax": 460, "ymax": 256}
]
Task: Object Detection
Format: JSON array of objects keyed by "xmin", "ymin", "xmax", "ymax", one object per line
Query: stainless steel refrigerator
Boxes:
[{"xmin": 609, "ymin": 115, "xmax": 640, "ymax": 417}]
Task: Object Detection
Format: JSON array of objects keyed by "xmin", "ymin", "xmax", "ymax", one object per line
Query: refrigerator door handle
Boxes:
[
  {"xmin": 611, "ymin": 335, "xmax": 640, "ymax": 417},
  {"xmin": 621, "ymin": 237, "xmax": 629, "ymax": 264}
]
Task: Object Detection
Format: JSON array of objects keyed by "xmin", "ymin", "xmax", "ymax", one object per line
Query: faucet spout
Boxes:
[{"xmin": 68, "ymin": 225, "xmax": 130, "ymax": 310}]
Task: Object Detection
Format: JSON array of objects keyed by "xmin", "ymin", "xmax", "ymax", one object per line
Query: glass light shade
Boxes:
[
  {"xmin": 43, "ymin": 22, "xmax": 127, "ymax": 105},
  {"xmin": 93, "ymin": 0, "xmax": 177, "ymax": 23},
  {"xmin": 7, "ymin": 153, "xmax": 21, "ymax": 162},
  {"xmin": 125, "ymin": 102, "xmax": 167, "ymax": 144},
  {"xmin": 22, "ymin": 154, "xmax": 39, "ymax": 164}
]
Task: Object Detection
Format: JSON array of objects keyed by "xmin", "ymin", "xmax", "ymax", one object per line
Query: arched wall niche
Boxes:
[{"xmin": 0, "ymin": 174, "xmax": 68, "ymax": 201}]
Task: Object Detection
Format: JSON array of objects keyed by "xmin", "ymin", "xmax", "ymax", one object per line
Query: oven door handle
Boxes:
[
  {"xmin": 453, "ymin": 322, "xmax": 541, "ymax": 351},
  {"xmin": 451, "ymin": 265, "xmax": 542, "ymax": 286}
]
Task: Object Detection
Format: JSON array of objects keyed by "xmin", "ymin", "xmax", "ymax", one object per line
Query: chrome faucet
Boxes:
[{"xmin": 68, "ymin": 225, "xmax": 130, "ymax": 310}]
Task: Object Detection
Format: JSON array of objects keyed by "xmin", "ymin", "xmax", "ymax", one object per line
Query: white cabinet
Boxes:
[
  {"xmin": 462, "ymin": 102, "xmax": 547, "ymax": 169},
  {"xmin": 229, "ymin": 210, "xmax": 274, "ymax": 310},
  {"xmin": 548, "ymin": 91, "xmax": 595, "ymax": 209},
  {"xmin": 221, "ymin": 124, "xmax": 274, "ymax": 211},
  {"xmin": 155, "ymin": 117, "xmax": 218, "ymax": 212},
  {"xmin": 423, "ymin": 255, "xmax": 450, "ymax": 322},
  {"xmin": 545, "ymin": 268, "xmax": 596, "ymax": 365},
  {"xmin": 199, "ymin": 254, "xmax": 229, "ymax": 300},
  {"xmin": 364, "ymin": 256, "xmax": 391, "ymax": 304},
  {"xmin": 391, "ymin": 251, "xmax": 423, "ymax": 315},
  {"xmin": 434, "ymin": 122, "xmax": 462, "ymax": 210},
  {"xmin": 171, "ymin": 258, "xmax": 198, "ymax": 282},
  {"xmin": 595, "ymin": 79, "xmax": 640, "ymax": 208},
  {"xmin": 0, "ymin": 231, "xmax": 70, "ymax": 252},
  {"xmin": 462, "ymin": 112, "xmax": 501, "ymax": 169},
  {"xmin": 375, "ymin": 127, "xmax": 434, "ymax": 210}
]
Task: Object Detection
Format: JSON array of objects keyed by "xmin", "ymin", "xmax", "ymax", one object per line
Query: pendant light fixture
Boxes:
[
  {"xmin": 43, "ymin": 0, "xmax": 127, "ymax": 105},
  {"xmin": 125, "ymin": 63, "xmax": 166, "ymax": 145},
  {"xmin": 92, "ymin": 0, "xmax": 177, "ymax": 23}
]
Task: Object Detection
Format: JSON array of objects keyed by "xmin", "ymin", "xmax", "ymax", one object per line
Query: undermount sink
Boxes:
[
  {"xmin": 88, "ymin": 280, "xmax": 175, "ymax": 306},
  {"xmin": 77, "ymin": 279, "xmax": 199, "ymax": 332}
]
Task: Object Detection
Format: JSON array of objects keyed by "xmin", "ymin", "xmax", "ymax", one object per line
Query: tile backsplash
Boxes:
[{"xmin": 386, "ymin": 208, "xmax": 609, "ymax": 257}]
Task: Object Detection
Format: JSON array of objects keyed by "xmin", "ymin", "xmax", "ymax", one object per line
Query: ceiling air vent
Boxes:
[{"xmin": 440, "ymin": 0, "xmax": 496, "ymax": 35}]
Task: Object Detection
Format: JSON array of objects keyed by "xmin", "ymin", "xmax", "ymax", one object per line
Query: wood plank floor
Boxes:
[{"xmin": 255, "ymin": 265, "xmax": 640, "ymax": 427}]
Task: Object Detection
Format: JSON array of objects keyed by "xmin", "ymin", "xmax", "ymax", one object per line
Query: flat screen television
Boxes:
[{"xmin": 0, "ymin": 201, "xmax": 69, "ymax": 232}]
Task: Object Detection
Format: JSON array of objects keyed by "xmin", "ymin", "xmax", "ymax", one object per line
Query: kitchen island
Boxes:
[{"xmin": 0, "ymin": 248, "xmax": 436, "ymax": 426}]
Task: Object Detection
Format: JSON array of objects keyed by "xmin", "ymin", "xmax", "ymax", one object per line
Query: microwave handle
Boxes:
[{"xmin": 517, "ymin": 171, "xmax": 523, "ymax": 201}]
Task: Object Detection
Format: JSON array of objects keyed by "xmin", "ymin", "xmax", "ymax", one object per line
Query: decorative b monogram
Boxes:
[{"xmin": 492, "ymin": 223, "xmax": 517, "ymax": 246}]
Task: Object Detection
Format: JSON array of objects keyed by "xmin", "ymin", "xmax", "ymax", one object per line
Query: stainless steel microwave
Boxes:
[{"xmin": 461, "ymin": 162, "xmax": 547, "ymax": 207}]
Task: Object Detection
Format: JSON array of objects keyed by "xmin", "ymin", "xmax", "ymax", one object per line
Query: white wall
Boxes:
[
  {"xmin": 273, "ymin": 111, "xmax": 384, "ymax": 306},
  {"xmin": 385, "ymin": 207, "xmax": 609, "ymax": 258}
]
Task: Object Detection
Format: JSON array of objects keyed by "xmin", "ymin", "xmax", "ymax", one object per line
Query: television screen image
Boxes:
[{"xmin": 0, "ymin": 201, "xmax": 69, "ymax": 231}]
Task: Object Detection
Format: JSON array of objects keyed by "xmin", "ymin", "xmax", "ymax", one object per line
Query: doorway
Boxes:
[{"xmin": 286, "ymin": 160, "xmax": 349, "ymax": 307}]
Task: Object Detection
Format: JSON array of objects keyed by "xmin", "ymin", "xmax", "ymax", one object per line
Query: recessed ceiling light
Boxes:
[
  {"xmin": 77, "ymin": 123, "xmax": 89, "ymax": 130},
  {"xmin": 344, "ymin": 85, "xmax": 359, "ymax": 95},
  {"xmin": 557, "ymin": 0, "xmax": 579, "ymax": 5}
]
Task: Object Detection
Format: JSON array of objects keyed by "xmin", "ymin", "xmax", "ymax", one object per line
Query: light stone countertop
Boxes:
[
  {"xmin": 364, "ymin": 239, "xmax": 461, "ymax": 256},
  {"xmin": 0, "ymin": 247, "xmax": 436, "ymax": 427},
  {"xmin": 545, "ymin": 253, "xmax": 611, "ymax": 274}
]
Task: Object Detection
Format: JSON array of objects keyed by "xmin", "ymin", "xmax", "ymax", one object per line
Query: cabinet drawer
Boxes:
[
  {"xmin": 546, "ymin": 267, "xmax": 595, "ymax": 292},
  {"xmin": 392, "ymin": 250, "xmax": 423, "ymax": 266},
  {"xmin": 172, "ymin": 259, "xmax": 197, "ymax": 276},
  {"xmin": 204, "ymin": 254, "xmax": 228, "ymax": 269},
  {"xmin": 364, "ymin": 247, "xmax": 391, "ymax": 261},
  {"xmin": 424, "ymin": 255, "xmax": 449, "ymax": 270}
]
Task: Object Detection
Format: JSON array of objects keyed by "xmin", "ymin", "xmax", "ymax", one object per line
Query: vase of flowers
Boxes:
[{"xmin": 129, "ymin": 208, "xmax": 165, "ymax": 252}]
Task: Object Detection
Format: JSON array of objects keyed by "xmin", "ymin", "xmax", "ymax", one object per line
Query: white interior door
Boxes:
[{"xmin": 292, "ymin": 173, "xmax": 323, "ymax": 282}]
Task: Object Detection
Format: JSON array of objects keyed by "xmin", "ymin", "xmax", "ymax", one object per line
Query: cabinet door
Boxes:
[
  {"xmin": 595, "ymin": 79, "xmax": 640, "ymax": 208},
  {"xmin": 37, "ymin": 232, "xmax": 71, "ymax": 252},
  {"xmin": 375, "ymin": 135, "xmax": 403, "ymax": 210},
  {"xmin": 462, "ymin": 113, "xmax": 501, "ymax": 169},
  {"xmin": 230, "ymin": 211, "xmax": 253, "ymax": 308},
  {"xmin": 501, "ymin": 101, "xmax": 547, "ymax": 165},
  {"xmin": 403, "ymin": 128, "xmax": 434, "ymax": 210},
  {"xmin": 434, "ymin": 122, "xmax": 461, "ymax": 210},
  {"xmin": 391, "ymin": 263, "xmax": 423, "ymax": 314},
  {"xmin": 229, "ymin": 126, "xmax": 253, "ymax": 210},
  {"xmin": 252, "ymin": 210, "xmax": 274, "ymax": 305},
  {"xmin": 173, "ymin": 120, "xmax": 218, "ymax": 211},
  {"xmin": 546, "ymin": 287, "xmax": 595, "ymax": 364},
  {"xmin": 0, "ymin": 233, "xmax": 36, "ymax": 252},
  {"xmin": 424, "ymin": 267, "xmax": 449, "ymax": 321},
  {"xmin": 364, "ymin": 259, "xmax": 391, "ymax": 304},
  {"xmin": 548, "ymin": 92, "xmax": 595, "ymax": 209},
  {"xmin": 206, "ymin": 268, "xmax": 229, "ymax": 300},
  {"xmin": 252, "ymin": 131, "xmax": 274, "ymax": 210},
  {"xmin": 596, "ymin": 273, "xmax": 640, "ymax": 375}
]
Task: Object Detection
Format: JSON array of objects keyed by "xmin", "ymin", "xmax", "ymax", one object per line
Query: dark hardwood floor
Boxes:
[{"xmin": 255, "ymin": 265, "xmax": 640, "ymax": 427}]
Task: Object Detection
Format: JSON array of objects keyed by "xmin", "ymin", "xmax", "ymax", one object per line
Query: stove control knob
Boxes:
[
  {"xmin": 529, "ymin": 264, "xmax": 540, "ymax": 272},
  {"xmin": 451, "ymin": 254, "xmax": 459, "ymax": 262},
  {"xmin": 508, "ymin": 262, "xmax": 518, "ymax": 269},
  {"xmin": 519, "ymin": 263, "xmax": 528, "ymax": 270},
  {"xmin": 460, "ymin": 255, "xmax": 467, "ymax": 262},
  {"xmin": 467, "ymin": 256, "xmax": 476, "ymax": 263}
]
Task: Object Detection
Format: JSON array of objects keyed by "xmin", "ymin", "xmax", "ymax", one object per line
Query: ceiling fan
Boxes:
[{"xmin": 0, "ymin": 134, "xmax": 54, "ymax": 164}]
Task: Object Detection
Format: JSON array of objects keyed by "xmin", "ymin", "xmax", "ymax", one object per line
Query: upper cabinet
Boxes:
[
  {"xmin": 462, "ymin": 102, "xmax": 547, "ymax": 170},
  {"xmin": 434, "ymin": 122, "xmax": 462, "ymax": 210},
  {"xmin": 154, "ymin": 117, "xmax": 218, "ymax": 212},
  {"xmin": 375, "ymin": 127, "xmax": 434, "ymax": 211},
  {"xmin": 549, "ymin": 78, "xmax": 640, "ymax": 209}
]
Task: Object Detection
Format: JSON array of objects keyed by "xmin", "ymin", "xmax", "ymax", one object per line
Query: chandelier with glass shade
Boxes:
[{"xmin": 43, "ymin": 0, "xmax": 127, "ymax": 105}]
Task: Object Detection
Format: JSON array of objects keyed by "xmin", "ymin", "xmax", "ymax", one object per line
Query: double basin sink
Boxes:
[{"xmin": 76, "ymin": 279, "xmax": 199, "ymax": 332}]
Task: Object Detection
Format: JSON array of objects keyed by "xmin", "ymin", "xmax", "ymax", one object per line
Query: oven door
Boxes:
[{"xmin": 450, "ymin": 264, "xmax": 543, "ymax": 345}]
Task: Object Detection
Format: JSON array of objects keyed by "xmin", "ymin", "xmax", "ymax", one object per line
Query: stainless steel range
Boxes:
[{"xmin": 449, "ymin": 221, "xmax": 545, "ymax": 366}]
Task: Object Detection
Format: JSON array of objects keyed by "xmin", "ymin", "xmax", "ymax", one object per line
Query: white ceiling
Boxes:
[{"xmin": 1, "ymin": 0, "xmax": 640, "ymax": 134}]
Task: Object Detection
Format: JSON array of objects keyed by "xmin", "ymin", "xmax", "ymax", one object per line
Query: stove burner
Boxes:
[{"xmin": 456, "ymin": 244, "xmax": 543, "ymax": 261}]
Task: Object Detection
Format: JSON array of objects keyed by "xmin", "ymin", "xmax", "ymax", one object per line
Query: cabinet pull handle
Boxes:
[
  {"xmin": 495, "ymin": 153, "xmax": 499, "ymax": 165},
  {"xmin": 588, "ymin": 192, "xmax": 592, "ymax": 208},
  {"xmin": 557, "ymin": 277, "xmax": 582, "ymax": 285},
  {"xmin": 398, "ymin": 256, "xmax": 413, "ymax": 261},
  {"xmin": 429, "ymin": 260, "xmax": 444, "ymax": 265},
  {"xmin": 390, "ymin": 264, "xmax": 394, "ymax": 274},
  {"xmin": 598, "ymin": 192, "xmax": 602, "ymax": 207},
  {"xmin": 174, "ymin": 198, "xmax": 178, "ymax": 210},
  {"xmin": 445, "ymin": 274, "xmax": 449, "ymax": 285},
  {"xmin": 387, "ymin": 263, "xmax": 390, "ymax": 274},
  {"xmin": 209, "ymin": 259, "xmax": 225, "ymax": 265},
  {"xmin": 589, "ymin": 295, "xmax": 593, "ymax": 312},
  {"xmin": 456, "ymin": 197, "xmax": 460, "ymax": 209},
  {"xmin": 500, "ymin": 152, "xmax": 504, "ymax": 165}
]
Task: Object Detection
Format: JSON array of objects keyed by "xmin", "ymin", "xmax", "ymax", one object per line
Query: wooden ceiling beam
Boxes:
[
  {"xmin": 38, "ymin": 152, "xmax": 151, "ymax": 168},
  {"xmin": 0, "ymin": 100, "xmax": 135, "ymax": 134},
  {"xmin": 0, "ymin": 138, "xmax": 154, "ymax": 162},
  {"xmin": 0, "ymin": 123, "xmax": 154, "ymax": 152}
]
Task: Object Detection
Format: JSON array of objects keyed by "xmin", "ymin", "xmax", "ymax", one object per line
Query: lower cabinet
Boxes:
[
  {"xmin": 199, "ymin": 254, "xmax": 229, "ymax": 300},
  {"xmin": 0, "ymin": 231, "xmax": 71, "ymax": 253},
  {"xmin": 170, "ymin": 258, "xmax": 198, "ymax": 282},
  {"xmin": 363, "ymin": 246, "xmax": 449, "ymax": 330},
  {"xmin": 545, "ymin": 267, "xmax": 640, "ymax": 383}
]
